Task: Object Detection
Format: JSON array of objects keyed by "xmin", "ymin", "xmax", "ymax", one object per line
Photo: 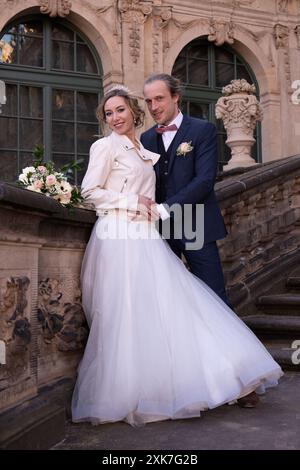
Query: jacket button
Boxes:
[
  {"xmin": 164, "ymin": 160, "xmax": 168, "ymax": 164},
  {"xmin": 164, "ymin": 171, "xmax": 168, "ymax": 176}
]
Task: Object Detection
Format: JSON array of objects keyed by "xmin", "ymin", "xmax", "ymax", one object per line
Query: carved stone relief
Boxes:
[
  {"xmin": 273, "ymin": 23, "xmax": 289, "ymax": 49},
  {"xmin": 208, "ymin": 19, "xmax": 235, "ymax": 46},
  {"xmin": 37, "ymin": 278, "xmax": 88, "ymax": 352},
  {"xmin": 118, "ymin": 0, "xmax": 153, "ymax": 64},
  {"xmin": 39, "ymin": 0, "xmax": 72, "ymax": 17},
  {"xmin": 294, "ymin": 25, "xmax": 300, "ymax": 49},
  {"xmin": 273, "ymin": 24, "xmax": 290, "ymax": 85},
  {"xmin": 0, "ymin": 276, "xmax": 31, "ymax": 380},
  {"xmin": 278, "ymin": 0, "xmax": 288, "ymax": 13}
]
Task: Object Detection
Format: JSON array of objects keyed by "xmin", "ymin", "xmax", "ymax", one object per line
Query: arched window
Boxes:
[
  {"xmin": 172, "ymin": 38, "xmax": 261, "ymax": 169},
  {"xmin": 0, "ymin": 15, "xmax": 103, "ymax": 184}
]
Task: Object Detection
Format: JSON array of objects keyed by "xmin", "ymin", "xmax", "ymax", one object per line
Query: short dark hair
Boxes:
[
  {"xmin": 96, "ymin": 87, "xmax": 145, "ymax": 129},
  {"xmin": 144, "ymin": 73, "xmax": 183, "ymax": 106}
]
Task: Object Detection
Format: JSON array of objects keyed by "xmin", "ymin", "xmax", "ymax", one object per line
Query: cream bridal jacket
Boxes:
[{"xmin": 81, "ymin": 131, "xmax": 160, "ymax": 218}]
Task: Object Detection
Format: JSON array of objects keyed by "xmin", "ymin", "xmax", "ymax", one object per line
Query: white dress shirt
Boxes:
[
  {"xmin": 156, "ymin": 111, "xmax": 183, "ymax": 220},
  {"xmin": 159, "ymin": 111, "xmax": 183, "ymax": 151}
]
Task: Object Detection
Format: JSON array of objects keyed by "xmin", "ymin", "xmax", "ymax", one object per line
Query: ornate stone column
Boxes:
[{"xmin": 215, "ymin": 79, "xmax": 263, "ymax": 171}]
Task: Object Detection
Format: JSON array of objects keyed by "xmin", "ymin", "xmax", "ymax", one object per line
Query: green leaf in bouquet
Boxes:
[{"xmin": 32, "ymin": 144, "xmax": 45, "ymax": 166}]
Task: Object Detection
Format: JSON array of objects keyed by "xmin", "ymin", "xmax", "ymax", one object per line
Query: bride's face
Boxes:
[{"xmin": 104, "ymin": 96, "xmax": 135, "ymax": 138}]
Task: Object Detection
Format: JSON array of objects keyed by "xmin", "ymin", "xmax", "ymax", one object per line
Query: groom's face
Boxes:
[{"xmin": 144, "ymin": 80, "xmax": 179, "ymax": 126}]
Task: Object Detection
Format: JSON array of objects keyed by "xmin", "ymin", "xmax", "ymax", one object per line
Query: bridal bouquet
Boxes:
[{"xmin": 17, "ymin": 145, "xmax": 83, "ymax": 208}]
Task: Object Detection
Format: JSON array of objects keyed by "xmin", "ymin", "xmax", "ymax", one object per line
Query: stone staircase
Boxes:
[{"xmin": 243, "ymin": 275, "xmax": 300, "ymax": 370}]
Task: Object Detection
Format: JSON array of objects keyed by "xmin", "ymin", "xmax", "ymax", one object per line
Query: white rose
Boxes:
[
  {"xmin": 22, "ymin": 166, "xmax": 36, "ymax": 176},
  {"xmin": 18, "ymin": 174, "xmax": 28, "ymax": 183},
  {"xmin": 179, "ymin": 143, "xmax": 190, "ymax": 153}
]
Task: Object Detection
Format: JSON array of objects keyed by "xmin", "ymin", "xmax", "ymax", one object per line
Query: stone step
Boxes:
[
  {"xmin": 243, "ymin": 314, "xmax": 300, "ymax": 336},
  {"xmin": 256, "ymin": 294, "xmax": 300, "ymax": 314},
  {"xmin": 263, "ymin": 339, "xmax": 300, "ymax": 371},
  {"xmin": 286, "ymin": 277, "xmax": 300, "ymax": 291}
]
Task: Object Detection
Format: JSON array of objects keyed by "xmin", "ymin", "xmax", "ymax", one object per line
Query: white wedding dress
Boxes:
[{"xmin": 71, "ymin": 134, "xmax": 283, "ymax": 427}]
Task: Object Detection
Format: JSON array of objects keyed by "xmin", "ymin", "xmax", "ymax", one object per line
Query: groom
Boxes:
[
  {"xmin": 141, "ymin": 74, "xmax": 260, "ymax": 408},
  {"xmin": 141, "ymin": 73, "xmax": 229, "ymax": 305}
]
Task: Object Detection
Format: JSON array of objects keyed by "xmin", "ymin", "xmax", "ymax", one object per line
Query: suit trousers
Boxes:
[{"xmin": 165, "ymin": 235, "xmax": 230, "ymax": 306}]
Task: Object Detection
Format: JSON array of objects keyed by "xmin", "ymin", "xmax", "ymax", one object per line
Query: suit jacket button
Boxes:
[{"xmin": 164, "ymin": 171, "xmax": 168, "ymax": 176}]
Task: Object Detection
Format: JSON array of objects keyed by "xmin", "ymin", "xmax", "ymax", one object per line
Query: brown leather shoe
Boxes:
[{"xmin": 237, "ymin": 391, "xmax": 260, "ymax": 408}]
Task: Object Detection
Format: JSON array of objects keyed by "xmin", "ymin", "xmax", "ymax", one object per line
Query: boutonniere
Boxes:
[{"xmin": 176, "ymin": 141, "xmax": 193, "ymax": 157}]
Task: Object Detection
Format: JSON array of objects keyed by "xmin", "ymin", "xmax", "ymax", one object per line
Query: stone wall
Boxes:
[
  {"xmin": 217, "ymin": 155, "xmax": 300, "ymax": 313},
  {"xmin": 0, "ymin": 183, "xmax": 95, "ymax": 415}
]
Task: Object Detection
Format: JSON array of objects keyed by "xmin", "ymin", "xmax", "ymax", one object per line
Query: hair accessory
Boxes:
[{"xmin": 107, "ymin": 84, "xmax": 132, "ymax": 95}]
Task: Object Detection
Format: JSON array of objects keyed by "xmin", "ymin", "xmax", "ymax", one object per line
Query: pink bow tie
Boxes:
[{"xmin": 155, "ymin": 124, "xmax": 178, "ymax": 134}]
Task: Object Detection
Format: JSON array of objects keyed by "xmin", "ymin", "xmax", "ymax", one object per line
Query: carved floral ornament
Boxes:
[
  {"xmin": 39, "ymin": 0, "xmax": 72, "ymax": 18},
  {"xmin": 118, "ymin": 0, "xmax": 153, "ymax": 24}
]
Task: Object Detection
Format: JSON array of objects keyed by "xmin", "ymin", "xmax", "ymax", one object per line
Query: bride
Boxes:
[{"xmin": 71, "ymin": 86, "xmax": 283, "ymax": 427}]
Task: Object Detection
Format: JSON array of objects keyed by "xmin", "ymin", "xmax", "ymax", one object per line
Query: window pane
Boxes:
[
  {"xmin": 18, "ymin": 22, "xmax": 43, "ymax": 36},
  {"xmin": 77, "ymin": 157, "xmax": 89, "ymax": 185},
  {"xmin": 0, "ymin": 34, "xmax": 17, "ymax": 64},
  {"xmin": 20, "ymin": 119, "xmax": 43, "ymax": 150},
  {"xmin": 77, "ymin": 124, "xmax": 99, "ymax": 153},
  {"xmin": 77, "ymin": 92, "xmax": 98, "ymax": 122},
  {"xmin": 19, "ymin": 152, "xmax": 37, "ymax": 171},
  {"xmin": 0, "ymin": 151, "xmax": 17, "ymax": 182},
  {"xmin": 218, "ymin": 133, "xmax": 231, "ymax": 167},
  {"xmin": 19, "ymin": 36, "xmax": 43, "ymax": 67},
  {"xmin": 189, "ymin": 102, "xmax": 209, "ymax": 120},
  {"xmin": 52, "ymin": 25, "xmax": 74, "ymax": 41},
  {"xmin": 215, "ymin": 49, "xmax": 234, "ymax": 63},
  {"xmin": 52, "ymin": 40, "xmax": 74, "ymax": 70},
  {"xmin": 181, "ymin": 101, "xmax": 188, "ymax": 114},
  {"xmin": 216, "ymin": 63, "xmax": 234, "ymax": 87},
  {"xmin": 52, "ymin": 89, "xmax": 74, "ymax": 120},
  {"xmin": 0, "ymin": 117, "xmax": 17, "ymax": 148},
  {"xmin": 189, "ymin": 59, "xmax": 208, "ymax": 86},
  {"xmin": 172, "ymin": 57, "xmax": 186, "ymax": 83},
  {"xmin": 188, "ymin": 44, "xmax": 208, "ymax": 59},
  {"xmin": 52, "ymin": 122, "xmax": 74, "ymax": 152},
  {"xmin": 77, "ymin": 44, "xmax": 98, "ymax": 74},
  {"xmin": 1, "ymin": 84, "xmax": 17, "ymax": 116},
  {"xmin": 52, "ymin": 154, "xmax": 77, "ymax": 183},
  {"xmin": 20, "ymin": 86, "xmax": 43, "ymax": 118},
  {"xmin": 237, "ymin": 65, "xmax": 252, "ymax": 83}
]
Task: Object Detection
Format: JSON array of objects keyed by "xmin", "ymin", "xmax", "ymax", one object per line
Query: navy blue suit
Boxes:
[{"xmin": 141, "ymin": 114, "xmax": 229, "ymax": 304}]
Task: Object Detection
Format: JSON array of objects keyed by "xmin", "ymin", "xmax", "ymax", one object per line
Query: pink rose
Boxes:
[
  {"xmin": 37, "ymin": 165, "xmax": 47, "ymax": 174},
  {"xmin": 46, "ymin": 175, "xmax": 57, "ymax": 186},
  {"xmin": 33, "ymin": 180, "xmax": 43, "ymax": 190}
]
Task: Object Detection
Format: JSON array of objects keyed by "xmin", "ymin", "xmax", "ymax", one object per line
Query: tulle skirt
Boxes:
[{"xmin": 71, "ymin": 214, "xmax": 283, "ymax": 426}]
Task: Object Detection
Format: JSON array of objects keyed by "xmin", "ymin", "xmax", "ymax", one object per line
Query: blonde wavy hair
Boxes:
[{"xmin": 96, "ymin": 86, "xmax": 145, "ymax": 130}]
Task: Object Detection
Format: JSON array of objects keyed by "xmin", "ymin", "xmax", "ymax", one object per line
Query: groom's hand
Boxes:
[{"xmin": 138, "ymin": 195, "xmax": 159, "ymax": 221}]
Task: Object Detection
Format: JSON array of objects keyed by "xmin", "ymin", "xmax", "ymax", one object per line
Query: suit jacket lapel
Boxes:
[{"xmin": 168, "ymin": 115, "xmax": 191, "ymax": 173}]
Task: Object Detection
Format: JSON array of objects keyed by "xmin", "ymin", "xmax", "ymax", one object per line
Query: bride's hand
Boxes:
[{"xmin": 137, "ymin": 195, "xmax": 159, "ymax": 221}]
